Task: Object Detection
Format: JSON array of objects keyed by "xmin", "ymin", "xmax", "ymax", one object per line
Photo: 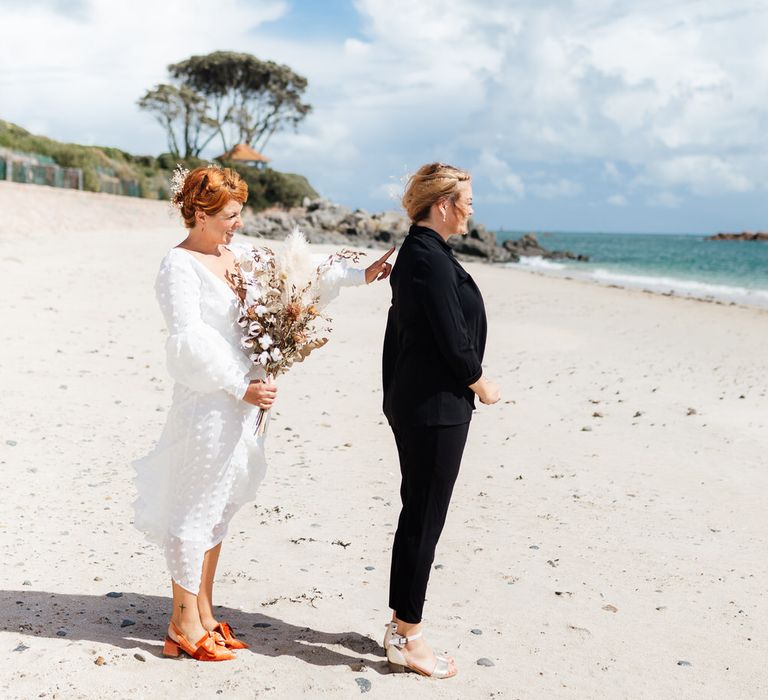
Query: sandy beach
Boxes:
[{"xmin": 1, "ymin": 181, "xmax": 766, "ymax": 699}]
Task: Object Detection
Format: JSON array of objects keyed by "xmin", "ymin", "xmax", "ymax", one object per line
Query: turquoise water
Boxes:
[{"xmin": 496, "ymin": 230, "xmax": 768, "ymax": 306}]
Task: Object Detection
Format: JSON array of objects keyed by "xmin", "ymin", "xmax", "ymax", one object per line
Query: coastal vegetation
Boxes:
[
  {"xmin": 1, "ymin": 48, "xmax": 317, "ymax": 210},
  {"xmin": 0, "ymin": 119, "xmax": 317, "ymax": 210}
]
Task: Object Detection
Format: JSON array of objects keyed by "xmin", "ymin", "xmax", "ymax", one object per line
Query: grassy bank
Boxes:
[{"xmin": 0, "ymin": 120, "xmax": 317, "ymax": 210}]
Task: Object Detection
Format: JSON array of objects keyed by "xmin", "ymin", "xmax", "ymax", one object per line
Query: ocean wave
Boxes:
[
  {"xmin": 589, "ymin": 268, "xmax": 768, "ymax": 303},
  {"xmin": 508, "ymin": 255, "xmax": 567, "ymax": 271}
]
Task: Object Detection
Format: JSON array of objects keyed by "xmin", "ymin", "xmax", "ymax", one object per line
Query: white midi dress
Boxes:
[{"xmin": 133, "ymin": 243, "xmax": 365, "ymax": 593}]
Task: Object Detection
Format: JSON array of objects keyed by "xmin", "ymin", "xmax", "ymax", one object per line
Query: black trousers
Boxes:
[{"xmin": 388, "ymin": 421, "xmax": 470, "ymax": 624}]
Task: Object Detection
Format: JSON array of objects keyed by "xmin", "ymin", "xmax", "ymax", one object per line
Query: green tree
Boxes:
[
  {"xmin": 137, "ymin": 83, "xmax": 218, "ymax": 158},
  {"xmin": 168, "ymin": 51, "xmax": 312, "ymax": 153}
]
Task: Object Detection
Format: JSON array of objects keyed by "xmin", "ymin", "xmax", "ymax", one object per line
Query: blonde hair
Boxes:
[
  {"xmin": 401, "ymin": 162, "xmax": 471, "ymax": 224},
  {"xmin": 172, "ymin": 166, "xmax": 248, "ymax": 228}
]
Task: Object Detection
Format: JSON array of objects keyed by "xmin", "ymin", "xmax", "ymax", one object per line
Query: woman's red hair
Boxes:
[{"xmin": 172, "ymin": 166, "xmax": 248, "ymax": 228}]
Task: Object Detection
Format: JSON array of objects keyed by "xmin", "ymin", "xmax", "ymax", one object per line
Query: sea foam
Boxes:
[
  {"xmin": 589, "ymin": 268, "xmax": 768, "ymax": 304},
  {"xmin": 509, "ymin": 255, "xmax": 567, "ymax": 271}
]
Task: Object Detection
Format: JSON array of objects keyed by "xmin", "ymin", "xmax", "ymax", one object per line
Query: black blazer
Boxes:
[{"xmin": 382, "ymin": 225, "xmax": 487, "ymax": 427}]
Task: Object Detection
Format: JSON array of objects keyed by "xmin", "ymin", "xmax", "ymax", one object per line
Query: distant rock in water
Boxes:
[
  {"xmin": 706, "ymin": 231, "xmax": 768, "ymax": 241},
  {"xmin": 496, "ymin": 232, "xmax": 589, "ymax": 263},
  {"xmin": 241, "ymin": 198, "xmax": 589, "ymax": 263}
]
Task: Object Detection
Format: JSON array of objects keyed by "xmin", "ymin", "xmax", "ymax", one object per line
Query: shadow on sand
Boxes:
[{"xmin": 1, "ymin": 589, "xmax": 388, "ymax": 672}]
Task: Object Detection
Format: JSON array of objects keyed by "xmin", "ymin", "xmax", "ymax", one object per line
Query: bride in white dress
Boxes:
[{"xmin": 133, "ymin": 165, "xmax": 393, "ymax": 661}]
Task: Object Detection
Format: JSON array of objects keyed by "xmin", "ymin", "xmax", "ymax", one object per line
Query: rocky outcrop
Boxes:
[
  {"xmin": 242, "ymin": 198, "xmax": 409, "ymax": 247},
  {"xmin": 447, "ymin": 228, "xmax": 589, "ymax": 263},
  {"xmin": 706, "ymin": 232, "xmax": 768, "ymax": 241},
  {"xmin": 449, "ymin": 223, "xmax": 514, "ymax": 262},
  {"xmin": 500, "ymin": 232, "xmax": 589, "ymax": 262},
  {"xmin": 241, "ymin": 198, "xmax": 588, "ymax": 263}
]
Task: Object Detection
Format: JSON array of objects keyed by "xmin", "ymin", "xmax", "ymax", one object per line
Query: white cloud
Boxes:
[
  {"xmin": 603, "ymin": 162, "xmax": 622, "ymax": 181},
  {"xmin": 474, "ymin": 150, "xmax": 525, "ymax": 199},
  {"xmin": 607, "ymin": 194, "xmax": 628, "ymax": 207},
  {"xmin": 0, "ymin": 0, "xmax": 289, "ymax": 150},
  {"xmin": 530, "ymin": 178, "xmax": 582, "ymax": 199},
  {"xmin": 647, "ymin": 156, "xmax": 753, "ymax": 195},
  {"xmin": 2, "ymin": 0, "xmax": 768, "ymax": 230},
  {"xmin": 344, "ymin": 38, "xmax": 371, "ymax": 57}
]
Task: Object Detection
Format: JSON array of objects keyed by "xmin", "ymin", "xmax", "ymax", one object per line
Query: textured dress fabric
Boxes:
[{"xmin": 133, "ymin": 244, "xmax": 365, "ymax": 593}]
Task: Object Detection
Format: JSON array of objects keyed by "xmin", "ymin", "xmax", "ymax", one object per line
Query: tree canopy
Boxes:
[
  {"xmin": 138, "ymin": 51, "xmax": 311, "ymax": 159},
  {"xmin": 137, "ymin": 84, "xmax": 217, "ymax": 159}
]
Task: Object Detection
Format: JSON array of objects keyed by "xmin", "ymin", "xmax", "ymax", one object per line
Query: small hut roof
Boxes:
[{"xmin": 216, "ymin": 143, "xmax": 270, "ymax": 163}]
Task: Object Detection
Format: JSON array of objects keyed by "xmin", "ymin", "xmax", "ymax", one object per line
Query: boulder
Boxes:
[
  {"xmin": 242, "ymin": 200, "xmax": 588, "ymax": 264},
  {"xmin": 502, "ymin": 232, "xmax": 589, "ymax": 262}
]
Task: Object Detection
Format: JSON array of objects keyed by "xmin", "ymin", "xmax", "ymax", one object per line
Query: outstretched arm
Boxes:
[{"xmin": 313, "ymin": 246, "xmax": 394, "ymax": 308}]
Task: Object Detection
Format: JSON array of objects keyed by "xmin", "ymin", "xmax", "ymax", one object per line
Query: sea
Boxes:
[{"xmin": 496, "ymin": 230, "xmax": 768, "ymax": 308}]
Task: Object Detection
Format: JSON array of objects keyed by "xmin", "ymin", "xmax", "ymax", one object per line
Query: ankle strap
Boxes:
[{"xmin": 388, "ymin": 630, "xmax": 422, "ymax": 646}]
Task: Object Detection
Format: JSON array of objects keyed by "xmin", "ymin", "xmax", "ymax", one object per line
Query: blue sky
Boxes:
[{"xmin": 1, "ymin": 0, "xmax": 767, "ymax": 233}]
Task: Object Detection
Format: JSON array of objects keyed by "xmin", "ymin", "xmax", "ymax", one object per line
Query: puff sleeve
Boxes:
[{"xmin": 155, "ymin": 257, "xmax": 251, "ymax": 399}]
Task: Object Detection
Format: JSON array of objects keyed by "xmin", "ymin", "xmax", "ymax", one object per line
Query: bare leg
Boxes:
[
  {"xmin": 169, "ymin": 579, "xmax": 207, "ymax": 643},
  {"xmin": 197, "ymin": 542, "xmax": 222, "ymax": 631},
  {"xmin": 392, "ymin": 614, "xmax": 457, "ymax": 675}
]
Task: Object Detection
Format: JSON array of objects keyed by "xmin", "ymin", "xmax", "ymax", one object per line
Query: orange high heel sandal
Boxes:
[
  {"xmin": 213, "ymin": 621, "xmax": 249, "ymax": 650},
  {"xmin": 162, "ymin": 621, "xmax": 236, "ymax": 661}
]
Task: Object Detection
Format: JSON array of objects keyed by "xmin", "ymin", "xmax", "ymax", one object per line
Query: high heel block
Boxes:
[
  {"xmin": 382, "ymin": 621, "xmax": 457, "ymax": 679},
  {"xmin": 162, "ymin": 636, "xmax": 181, "ymax": 658}
]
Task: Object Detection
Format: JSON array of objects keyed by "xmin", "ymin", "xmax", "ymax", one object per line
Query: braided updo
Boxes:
[
  {"xmin": 171, "ymin": 166, "xmax": 248, "ymax": 228},
  {"xmin": 401, "ymin": 162, "xmax": 471, "ymax": 224}
]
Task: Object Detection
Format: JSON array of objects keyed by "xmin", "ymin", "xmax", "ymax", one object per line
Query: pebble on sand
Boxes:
[
  {"xmin": 477, "ymin": 657, "xmax": 495, "ymax": 667},
  {"xmin": 355, "ymin": 677, "xmax": 372, "ymax": 693},
  {"xmin": 471, "ymin": 628, "xmax": 483, "ymax": 635},
  {"xmin": 121, "ymin": 619, "xmax": 136, "ymax": 628},
  {"xmin": 94, "ymin": 656, "xmax": 106, "ymax": 666},
  {"xmin": 677, "ymin": 660, "xmax": 692, "ymax": 667},
  {"xmin": 134, "ymin": 653, "xmax": 146, "ymax": 662},
  {"xmin": 106, "ymin": 592, "xmax": 123, "ymax": 598}
]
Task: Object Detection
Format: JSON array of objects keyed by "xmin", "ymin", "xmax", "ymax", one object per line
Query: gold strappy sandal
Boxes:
[{"xmin": 383, "ymin": 621, "xmax": 457, "ymax": 679}]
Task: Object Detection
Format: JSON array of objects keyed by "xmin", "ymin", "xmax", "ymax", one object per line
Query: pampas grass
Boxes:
[{"xmin": 279, "ymin": 228, "xmax": 315, "ymax": 304}]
